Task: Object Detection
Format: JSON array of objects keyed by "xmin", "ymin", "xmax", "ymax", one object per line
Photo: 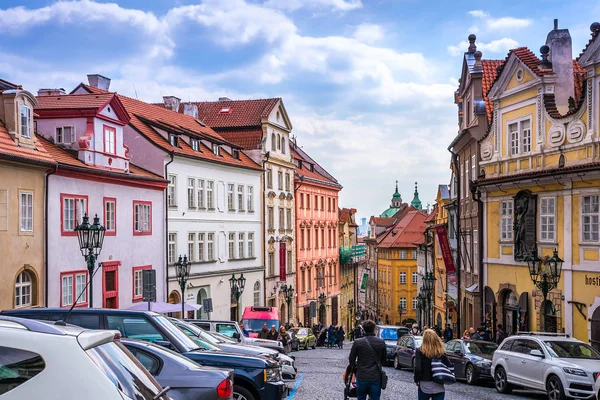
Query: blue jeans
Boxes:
[
  {"xmin": 356, "ymin": 380, "xmax": 381, "ymax": 400},
  {"xmin": 418, "ymin": 387, "xmax": 445, "ymax": 400}
]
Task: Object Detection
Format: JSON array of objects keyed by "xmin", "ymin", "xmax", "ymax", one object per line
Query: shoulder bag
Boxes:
[
  {"xmin": 431, "ymin": 355, "xmax": 455, "ymax": 384},
  {"xmin": 364, "ymin": 338, "xmax": 388, "ymax": 390}
]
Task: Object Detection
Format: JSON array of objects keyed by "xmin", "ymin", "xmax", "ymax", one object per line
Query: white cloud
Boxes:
[
  {"xmin": 468, "ymin": 9, "xmax": 532, "ymax": 30},
  {"xmin": 264, "ymin": 0, "xmax": 362, "ymax": 12},
  {"xmin": 447, "ymin": 38, "xmax": 518, "ymax": 56},
  {"xmin": 353, "ymin": 23, "xmax": 385, "ymax": 44}
]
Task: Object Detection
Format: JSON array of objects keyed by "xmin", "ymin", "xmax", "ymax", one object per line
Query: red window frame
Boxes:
[
  {"xmin": 60, "ymin": 270, "xmax": 89, "ymax": 307},
  {"xmin": 132, "ymin": 265, "xmax": 152, "ymax": 302},
  {"xmin": 102, "ymin": 261, "xmax": 120, "ymax": 308},
  {"xmin": 103, "ymin": 125, "xmax": 117, "ymax": 154},
  {"xmin": 60, "ymin": 193, "xmax": 89, "ymax": 236},
  {"xmin": 103, "ymin": 197, "xmax": 117, "ymax": 236},
  {"xmin": 133, "ymin": 200, "xmax": 152, "ymax": 236}
]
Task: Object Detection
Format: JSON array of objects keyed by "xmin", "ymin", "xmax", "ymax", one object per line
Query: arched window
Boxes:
[
  {"xmin": 271, "ymin": 133, "xmax": 276, "ymax": 151},
  {"xmin": 15, "ymin": 271, "xmax": 33, "ymax": 308},
  {"xmin": 277, "ymin": 134, "xmax": 281, "ymax": 150},
  {"xmin": 253, "ymin": 281, "xmax": 261, "ymax": 306},
  {"xmin": 281, "ymin": 136, "xmax": 286, "ymax": 154}
]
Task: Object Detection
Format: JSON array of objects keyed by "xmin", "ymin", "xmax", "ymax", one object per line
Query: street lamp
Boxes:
[
  {"xmin": 397, "ymin": 303, "xmax": 405, "ymax": 324},
  {"xmin": 281, "ymin": 283, "xmax": 294, "ymax": 324},
  {"xmin": 422, "ymin": 272, "xmax": 436, "ymax": 326},
  {"xmin": 74, "ymin": 214, "xmax": 105, "ymax": 308},
  {"xmin": 229, "ymin": 273, "xmax": 246, "ymax": 321},
  {"xmin": 525, "ymin": 248, "xmax": 563, "ymax": 332},
  {"xmin": 348, "ymin": 300, "xmax": 354, "ymax": 329},
  {"xmin": 175, "ymin": 255, "xmax": 191, "ymax": 317},
  {"xmin": 356, "ymin": 304, "xmax": 362, "ymax": 321}
]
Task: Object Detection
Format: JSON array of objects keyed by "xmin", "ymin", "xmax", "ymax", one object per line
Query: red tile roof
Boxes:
[
  {"xmin": 378, "ymin": 210, "xmax": 427, "ymax": 248},
  {"xmin": 36, "ymin": 93, "xmax": 116, "ymax": 110},
  {"xmin": 0, "ymin": 122, "xmax": 55, "ymax": 166},
  {"xmin": 218, "ymin": 129, "xmax": 264, "ymax": 150},
  {"xmin": 292, "ymin": 147, "xmax": 340, "ymax": 188},
  {"xmin": 189, "ymin": 98, "xmax": 280, "ymax": 129},
  {"xmin": 339, "ymin": 208, "xmax": 357, "ymax": 224},
  {"xmin": 481, "ymin": 60, "xmax": 504, "ymax": 123},
  {"xmin": 424, "ymin": 207, "xmax": 438, "ymax": 223}
]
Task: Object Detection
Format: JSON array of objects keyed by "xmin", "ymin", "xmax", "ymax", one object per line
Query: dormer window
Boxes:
[
  {"xmin": 103, "ymin": 125, "xmax": 116, "ymax": 154},
  {"xmin": 169, "ymin": 134, "xmax": 178, "ymax": 147},
  {"xmin": 212, "ymin": 144, "xmax": 220, "ymax": 156},
  {"xmin": 298, "ymin": 159, "xmax": 303, "ymax": 169},
  {"xmin": 56, "ymin": 126, "xmax": 75, "ymax": 145},
  {"xmin": 232, "ymin": 149, "xmax": 240, "ymax": 160},
  {"xmin": 219, "ymin": 107, "xmax": 231, "ymax": 114},
  {"xmin": 19, "ymin": 105, "xmax": 31, "ymax": 139},
  {"xmin": 190, "ymin": 138, "xmax": 199, "ymax": 151}
]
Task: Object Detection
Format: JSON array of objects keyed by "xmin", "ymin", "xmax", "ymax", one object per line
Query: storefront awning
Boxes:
[{"xmin": 465, "ymin": 283, "xmax": 479, "ymax": 293}]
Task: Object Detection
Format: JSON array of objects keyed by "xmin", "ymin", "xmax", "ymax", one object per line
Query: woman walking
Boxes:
[
  {"xmin": 279, "ymin": 326, "xmax": 292, "ymax": 354},
  {"xmin": 414, "ymin": 329, "xmax": 453, "ymax": 400}
]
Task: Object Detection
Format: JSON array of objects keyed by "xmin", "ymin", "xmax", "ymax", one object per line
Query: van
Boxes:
[{"xmin": 241, "ymin": 306, "xmax": 280, "ymax": 338}]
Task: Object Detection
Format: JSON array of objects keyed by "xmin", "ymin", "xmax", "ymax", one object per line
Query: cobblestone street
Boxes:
[{"xmin": 288, "ymin": 344, "xmax": 549, "ymax": 400}]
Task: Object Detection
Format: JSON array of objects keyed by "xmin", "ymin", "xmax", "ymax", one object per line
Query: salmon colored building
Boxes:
[{"xmin": 291, "ymin": 141, "xmax": 342, "ymax": 327}]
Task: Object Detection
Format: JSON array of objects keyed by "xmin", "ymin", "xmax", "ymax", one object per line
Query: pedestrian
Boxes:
[
  {"xmin": 279, "ymin": 326, "xmax": 292, "ymax": 354},
  {"xmin": 258, "ymin": 323, "xmax": 270, "ymax": 339},
  {"xmin": 338, "ymin": 326, "xmax": 345, "ymax": 349},
  {"xmin": 495, "ymin": 324, "xmax": 506, "ymax": 345},
  {"xmin": 414, "ymin": 329, "xmax": 453, "ymax": 400},
  {"xmin": 411, "ymin": 324, "xmax": 420, "ymax": 336},
  {"xmin": 239, "ymin": 322, "xmax": 249, "ymax": 337},
  {"xmin": 442, "ymin": 323, "xmax": 453, "ymax": 343},
  {"xmin": 350, "ymin": 328, "xmax": 355, "ymax": 342},
  {"xmin": 348, "ymin": 320, "xmax": 386, "ymax": 400},
  {"xmin": 328, "ymin": 325, "xmax": 337, "ymax": 348},
  {"xmin": 285, "ymin": 321, "xmax": 290, "ymax": 331},
  {"xmin": 483, "ymin": 327, "xmax": 492, "ymax": 342},
  {"xmin": 461, "ymin": 330, "xmax": 470, "ymax": 340},
  {"xmin": 267, "ymin": 325, "xmax": 279, "ymax": 341},
  {"xmin": 354, "ymin": 325, "xmax": 362, "ymax": 339}
]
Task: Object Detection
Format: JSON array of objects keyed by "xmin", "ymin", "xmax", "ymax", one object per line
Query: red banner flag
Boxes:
[
  {"xmin": 435, "ymin": 225, "xmax": 456, "ymax": 274},
  {"xmin": 279, "ymin": 242, "xmax": 287, "ymax": 281}
]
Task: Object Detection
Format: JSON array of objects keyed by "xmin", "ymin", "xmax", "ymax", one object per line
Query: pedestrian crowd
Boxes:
[{"xmin": 311, "ymin": 322, "xmax": 346, "ymax": 349}]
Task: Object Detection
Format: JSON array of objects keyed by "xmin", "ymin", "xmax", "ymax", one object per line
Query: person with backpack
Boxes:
[
  {"xmin": 414, "ymin": 329, "xmax": 454, "ymax": 400},
  {"xmin": 348, "ymin": 320, "xmax": 387, "ymax": 400}
]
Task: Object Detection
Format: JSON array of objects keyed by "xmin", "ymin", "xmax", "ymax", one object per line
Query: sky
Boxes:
[{"xmin": 1, "ymin": 0, "xmax": 598, "ymax": 221}]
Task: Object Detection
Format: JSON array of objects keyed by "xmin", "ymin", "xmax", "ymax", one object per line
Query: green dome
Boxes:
[
  {"xmin": 380, "ymin": 180, "xmax": 402, "ymax": 217},
  {"xmin": 411, "ymin": 181, "xmax": 422, "ymax": 210}
]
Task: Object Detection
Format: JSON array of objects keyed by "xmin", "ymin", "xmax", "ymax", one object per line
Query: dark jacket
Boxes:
[
  {"xmin": 267, "ymin": 330, "xmax": 279, "ymax": 341},
  {"xmin": 348, "ymin": 334, "xmax": 386, "ymax": 381},
  {"xmin": 414, "ymin": 349, "xmax": 451, "ymax": 384},
  {"xmin": 496, "ymin": 329, "xmax": 506, "ymax": 344},
  {"xmin": 258, "ymin": 328, "xmax": 269, "ymax": 339}
]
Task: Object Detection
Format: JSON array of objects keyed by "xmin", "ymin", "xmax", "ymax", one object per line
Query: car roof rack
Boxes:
[
  {"xmin": 0, "ymin": 316, "xmax": 66, "ymax": 335},
  {"xmin": 516, "ymin": 331, "xmax": 571, "ymax": 338}
]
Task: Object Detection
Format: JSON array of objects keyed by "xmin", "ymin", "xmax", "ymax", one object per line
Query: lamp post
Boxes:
[
  {"xmin": 281, "ymin": 283, "xmax": 294, "ymax": 324},
  {"xmin": 348, "ymin": 299, "xmax": 354, "ymax": 330},
  {"xmin": 229, "ymin": 273, "xmax": 246, "ymax": 322},
  {"xmin": 74, "ymin": 214, "xmax": 105, "ymax": 308},
  {"xmin": 175, "ymin": 255, "xmax": 191, "ymax": 317},
  {"xmin": 397, "ymin": 303, "xmax": 405, "ymax": 324},
  {"xmin": 318, "ymin": 292, "xmax": 326, "ymax": 324},
  {"xmin": 422, "ymin": 272, "xmax": 436, "ymax": 327},
  {"xmin": 525, "ymin": 248, "xmax": 563, "ymax": 332},
  {"xmin": 417, "ymin": 292, "xmax": 425, "ymax": 327},
  {"xmin": 356, "ymin": 304, "xmax": 362, "ymax": 321}
]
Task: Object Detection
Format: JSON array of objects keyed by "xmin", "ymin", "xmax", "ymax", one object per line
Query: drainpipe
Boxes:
[
  {"xmin": 262, "ymin": 152, "xmax": 270, "ymax": 304},
  {"xmin": 164, "ymin": 152, "xmax": 174, "ymax": 303},
  {"xmin": 448, "ymin": 146, "xmax": 462, "ymax": 337},
  {"xmin": 44, "ymin": 164, "xmax": 58, "ymax": 307},
  {"xmin": 472, "ymin": 176, "xmax": 485, "ymax": 329}
]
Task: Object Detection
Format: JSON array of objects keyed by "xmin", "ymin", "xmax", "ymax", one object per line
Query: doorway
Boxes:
[
  {"xmin": 197, "ymin": 288, "xmax": 208, "ymax": 319},
  {"xmin": 502, "ymin": 291, "xmax": 518, "ymax": 335},
  {"xmin": 102, "ymin": 261, "xmax": 120, "ymax": 309},
  {"xmin": 541, "ymin": 300, "xmax": 557, "ymax": 333},
  {"xmin": 591, "ymin": 307, "xmax": 600, "ymax": 351}
]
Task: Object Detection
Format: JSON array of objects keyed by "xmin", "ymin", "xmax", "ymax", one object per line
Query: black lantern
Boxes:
[
  {"xmin": 175, "ymin": 255, "xmax": 190, "ymax": 317},
  {"xmin": 281, "ymin": 284, "xmax": 294, "ymax": 324},
  {"xmin": 74, "ymin": 214, "xmax": 105, "ymax": 307},
  {"xmin": 229, "ymin": 273, "xmax": 246, "ymax": 321},
  {"xmin": 397, "ymin": 303, "xmax": 405, "ymax": 321},
  {"xmin": 525, "ymin": 247, "xmax": 563, "ymax": 332}
]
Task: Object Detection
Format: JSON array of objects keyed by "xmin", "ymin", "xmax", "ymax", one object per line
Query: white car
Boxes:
[
  {"xmin": 0, "ymin": 316, "xmax": 170, "ymax": 400},
  {"xmin": 596, "ymin": 373, "xmax": 600, "ymax": 399},
  {"xmin": 492, "ymin": 332, "xmax": 600, "ymax": 400}
]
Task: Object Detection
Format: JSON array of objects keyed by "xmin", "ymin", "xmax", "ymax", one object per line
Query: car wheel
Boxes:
[
  {"xmin": 546, "ymin": 375, "xmax": 566, "ymax": 400},
  {"xmin": 465, "ymin": 364, "xmax": 477, "ymax": 385},
  {"xmin": 494, "ymin": 366, "xmax": 513, "ymax": 394},
  {"xmin": 394, "ymin": 355, "xmax": 400, "ymax": 370},
  {"xmin": 312, "ymin": 342, "xmax": 316, "ymax": 349},
  {"xmin": 233, "ymin": 385, "xmax": 255, "ymax": 400}
]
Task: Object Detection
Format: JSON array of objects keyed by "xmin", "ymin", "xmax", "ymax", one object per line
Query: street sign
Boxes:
[
  {"xmin": 309, "ymin": 301, "xmax": 317, "ymax": 318},
  {"xmin": 360, "ymin": 273, "xmax": 368, "ymax": 293},
  {"xmin": 203, "ymin": 298, "xmax": 213, "ymax": 313},
  {"xmin": 142, "ymin": 269, "xmax": 156, "ymax": 302}
]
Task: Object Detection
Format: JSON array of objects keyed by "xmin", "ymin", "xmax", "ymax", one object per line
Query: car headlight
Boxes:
[
  {"xmin": 563, "ymin": 367, "xmax": 587, "ymax": 377},
  {"xmin": 475, "ymin": 360, "xmax": 491, "ymax": 367},
  {"xmin": 264, "ymin": 367, "xmax": 282, "ymax": 382}
]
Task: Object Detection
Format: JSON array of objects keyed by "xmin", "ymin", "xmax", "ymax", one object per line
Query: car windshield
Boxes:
[
  {"xmin": 379, "ymin": 328, "xmax": 398, "ymax": 341},
  {"xmin": 86, "ymin": 341, "xmax": 167, "ymax": 400},
  {"xmin": 293, "ymin": 328, "xmax": 309, "ymax": 335},
  {"xmin": 464, "ymin": 342, "xmax": 497, "ymax": 355},
  {"xmin": 152, "ymin": 316, "xmax": 202, "ymax": 353},
  {"xmin": 544, "ymin": 341, "xmax": 600, "ymax": 359},
  {"xmin": 243, "ymin": 319, "xmax": 279, "ymax": 332},
  {"xmin": 211, "ymin": 332, "xmax": 236, "ymax": 343},
  {"xmin": 415, "ymin": 339, "xmax": 423, "ymax": 348},
  {"xmin": 172, "ymin": 321, "xmax": 221, "ymax": 350}
]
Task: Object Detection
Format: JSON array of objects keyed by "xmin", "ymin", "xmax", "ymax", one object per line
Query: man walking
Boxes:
[
  {"xmin": 442, "ymin": 323, "xmax": 453, "ymax": 342},
  {"xmin": 348, "ymin": 320, "xmax": 386, "ymax": 400}
]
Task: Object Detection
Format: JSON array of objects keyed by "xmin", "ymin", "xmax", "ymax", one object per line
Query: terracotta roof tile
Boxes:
[
  {"xmin": 218, "ymin": 129, "xmax": 264, "ymax": 150},
  {"xmin": 291, "ymin": 147, "xmax": 339, "ymax": 187},
  {"xmin": 188, "ymin": 98, "xmax": 280, "ymax": 129},
  {"xmin": 481, "ymin": 60, "xmax": 504, "ymax": 123},
  {"xmin": 0, "ymin": 122, "xmax": 55, "ymax": 165},
  {"xmin": 378, "ymin": 210, "xmax": 427, "ymax": 248},
  {"xmin": 35, "ymin": 93, "xmax": 116, "ymax": 110},
  {"xmin": 424, "ymin": 208, "xmax": 438, "ymax": 223}
]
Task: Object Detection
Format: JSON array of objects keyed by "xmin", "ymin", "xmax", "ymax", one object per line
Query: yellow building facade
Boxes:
[
  {"xmin": 475, "ymin": 23, "xmax": 600, "ymax": 346},
  {"xmin": 430, "ymin": 185, "xmax": 453, "ymax": 329}
]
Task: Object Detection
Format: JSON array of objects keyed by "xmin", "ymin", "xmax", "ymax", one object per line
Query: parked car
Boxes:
[
  {"xmin": 595, "ymin": 371, "xmax": 600, "ymax": 400},
  {"xmin": 2, "ymin": 308, "xmax": 286, "ymax": 400},
  {"xmin": 241, "ymin": 307, "xmax": 279, "ymax": 338},
  {"xmin": 492, "ymin": 332, "xmax": 600, "ymax": 399},
  {"xmin": 289, "ymin": 327, "xmax": 316, "ymax": 350},
  {"xmin": 0, "ymin": 316, "xmax": 170, "ymax": 400},
  {"xmin": 185, "ymin": 319, "xmax": 284, "ymax": 353},
  {"xmin": 445, "ymin": 339, "xmax": 498, "ymax": 385},
  {"xmin": 376, "ymin": 324, "xmax": 406, "ymax": 364},
  {"xmin": 394, "ymin": 334, "xmax": 423, "ymax": 370},
  {"xmin": 122, "ymin": 339, "xmax": 234, "ymax": 400}
]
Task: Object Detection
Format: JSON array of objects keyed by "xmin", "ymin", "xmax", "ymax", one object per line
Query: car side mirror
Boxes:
[
  {"xmin": 154, "ymin": 340, "xmax": 172, "ymax": 349},
  {"xmin": 232, "ymin": 332, "xmax": 241, "ymax": 339},
  {"xmin": 530, "ymin": 349, "xmax": 544, "ymax": 358}
]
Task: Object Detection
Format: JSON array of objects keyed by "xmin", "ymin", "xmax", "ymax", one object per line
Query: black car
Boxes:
[
  {"xmin": 2, "ymin": 308, "xmax": 286, "ymax": 400},
  {"xmin": 445, "ymin": 339, "xmax": 498, "ymax": 385},
  {"xmin": 394, "ymin": 334, "xmax": 423, "ymax": 370}
]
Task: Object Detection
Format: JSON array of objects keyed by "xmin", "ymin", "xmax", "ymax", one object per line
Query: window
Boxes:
[
  {"xmin": 56, "ymin": 126, "xmax": 75, "ymax": 144},
  {"xmin": 268, "ymin": 253, "xmax": 275, "ymax": 276},
  {"xmin": 460, "ymin": 163, "xmax": 464, "ymax": 199},
  {"xmin": 247, "ymin": 186, "xmax": 254, "ymax": 212},
  {"xmin": 400, "ymin": 272, "xmax": 406, "ymax": 284},
  {"xmin": 0, "ymin": 189, "xmax": 6, "ymax": 231},
  {"xmin": 228, "ymin": 233, "xmax": 235, "ymax": 259},
  {"xmin": 207, "ymin": 233, "xmax": 214, "ymax": 260},
  {"xmin": 315, "ymin": 227, "xmax": 319, "ymax": 248},
  {"xmin": 540, "ymin": 198, "xmax": 556, "ymax": 242},
  {"xmin": 307, "ymin": 228, "xmax": 311, "ymax": 248},
  {"xmin": 464, "ymin": 160, "xmax": 469, "ymax": 198},
  {"xmin": 212, "ymin": 144, "xmax": 220, "ymax": 156},
  {"xmin": 268, "ymin": 207, "xmax": 274, "ymax": 229},
  {"xmin": 238, "ymin": 233, "xmax": 245, "ymax": 258},
  {"xmin": 198, "ymin": 233, "xmax": 205, "ymax": 261},
  {"xmin": 465, "ymin": 235, "xmax": 471, "ymax": 272},
  {"xmin": 583, "ymin": 195, "xmax": 600, "ymax": 242},
  {"xmin": 188, "ymin": 233, "xmax": 196, "ymax": 261},
  {"xmin": 0, "ymin": 346, "xmax": 45, "ymax": 395},
  {"xmin": 501, "ymin": 201, "xmax": 513, "ymax": 241},
  {"xmin": 266, "ymin": 169, "xmax": 273, "ymax": 189},
  {"xmin": 287, "ymin": 250, "xmax": 292, "ymax": 272},
  {"xmin": 238, "ymin": 185, "xmax": 245, "ymax": 211},
  {"xmin": 321, "ymin": 228, "xmax": 325, "ymax": 248},
  {"xmin": 248, "ymin": 233, "xmax": 254, "ymax": 258},
  {"xmin": 509, "ymin": 119, "xmax": 531, "ymax": 155},
  {"xmin": 207, "ymin": 181, "xmax": 214, "ymax": 209},
  {"xmin": 168, "ymin": 233, "xmax": 177, "ymax": 264},
  {"xmin": 277, "ymin": 134, "xmax": 281, "ymax": 150},
  {"xmin": 412, "ymin": 251, "xmax": 417, "ymax": 259},
  {"xmin": 227, "ymin": 184, "xmax": 235, "ymax": 211},
  {"xmin": 321, "ymin": 196, "xmax": 324, "ymax": 210},
  {"xmin": 279, "ymin": 207, "xmax": 284, "ymax": 230},
  {"xmin": 522, "ymin": 119, "xmax": 531, "ymax": 153},
  {"xmin": 190, "ymin": 138, "xmax": 199, "ymax": 151},
  {"xmin": 169, "ymin": 135, "xmax": 178, "ymax": 147},
  {"xmin": 308, "ymin": 269, "xmax": 312, "ymax": 290},
  {"xmin": 306, "ymin": 194, "xmax": 310, "ymax": 209},
  {"xmin": 314, "ymin": 195, "xmax": 318, "ymax": 210},
  {"xmin": 286, "ymin": 209, "xmax": 292, "ymax": 230},
  {"xmin": 20, "ymin": 104, "xmax": 31, "ymax": 138},
  {"xmin": 61, "ymin": 270, "xmax": 88, "ymax": 306},
  {"xmin": 104, "ymin": 197, "xmax": 116, "ymax": 235},
  {"xmin": 473, "ymin": 229, "xmax": 479, "ymax": 274},
  {"xmin": 197, "ymin": 180, "xmax": 205, "ymax": 208},
  {"xmin": 333, "ymin": 199, "xmax": 336, "ymax": 210},
  {"xmin": 411, "ymin": 271, "xmax": 418, "ymax": 284},
  {"xmin": 187, "ymin": 178, "xmax": 196, "ymax": 208},
  {"xmin": 301, "ymin": 270, "xmax": 306, "ymax": 292},
  {"xmin": 271, "ymin": 133, "xmax": 276, "ymax": 151},
  {"xmin": 471, "ymin": 154, "xmax": 476, "ymax": 181},
  {"xmin": 103, "ymin": 126, "xmax": 116, "ymax": 154},
  {"xmin": 167, "ymin": 175, "xmax": 177, "ymax": 207},
  {"xmin": 400, "ymin": 250, "xmax": 407, "ymax": 259},
  {"xmin": 253, "ymin": 281, "xmax": 261, "ymax": 306},
  {"xmin": 300, "ymin": 229, "xmax": 305, "ymax": 249},
  {"xmin": 61, "ymin": 194, "xmax": 87, "ymax": 234},
  {"xmin": 412, "ymin": 297, "xmax": 418, "ymax": 310},
  {"xmin": 281, "ymin": 136, "xmax": 286, "ymax": 154},
  {"xmin": 15, "ymin": 271, "xmax": 32, "ymax": 307},
  {"xmin": 400, "ymin": 297, "xmax": 406, "ymax": 310},
  {"xmin": 285, "ymin": 173, "xmax": 290, "ymax": 191},
  {"xmin": 132, "ymin": 266, "xmax": 151, "ymax": 301},
  {"xmin": 133, "ymin": 201, "xmax": 151, "ymax": 235},
  {"xmin": 19, "ymin": 191, "xmax": 33, "ymax": 232},
  {"xmin": 278, "ymin": 171, "xmax": 283, "ymax": 190}
]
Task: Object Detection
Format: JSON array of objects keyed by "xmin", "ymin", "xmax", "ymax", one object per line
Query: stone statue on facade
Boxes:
[{"xmin": 513, "ymin": 190, "xmax": 537, "ymax": 261}]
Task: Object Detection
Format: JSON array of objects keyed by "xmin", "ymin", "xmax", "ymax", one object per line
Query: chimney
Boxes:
[
  {"xmin": 37, "ymin": 88, "xmax": 66, "ymax": 96},
  {"xmin": 163, "ymin": 96, "xmax": 181, "ymax": 112},
  {"xmin": 87, "ymin": 74, "xmax": 111, "ymax": 91},
  {"xmin": 183, "ymin": 103, "xmax": 198, "ymax": 118},
  {"xmin": 218, "ymin": 97, "xmax": 232, "ymax": 101},
  {"xmin": 545, "ymin": 19, "xmax": 574, "ymax": 112}
]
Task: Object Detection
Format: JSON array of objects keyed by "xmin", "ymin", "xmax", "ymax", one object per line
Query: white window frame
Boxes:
[
  {"xmin": 237, "ymin": 185, "xmax": 245, "ymax": 212},
  {"xmin": 227, "ymin": 184, "xmax": 235, "ymax": 211},
  {"xmin": 248, "ymin": 233, "xmax": 254, "ymax": 258},
  {"xmin": 501, "ymin": 200, "xmax": 513, "ymax": 241},
  {"xmin": 286, "ymin": 208, "xmax": 292, "ymax": 230},
  {"xmin": 582, "ymin": 195, "xmax": 600, "ymax": 242},
  {"xmin": 187, "ymin": 178, "xmax": 196, "ymax": 209},
  {"xmin": 15, "ymin": 271, "xmax": 32, "ymax": 308},
  {"xmin": 471, "ymin": 154, "xmax": 476, "ymax": 181},
  {"xmin": 399, "ymin": 272, "xmax": 406, "ymax": 284},
  {"xmin": 253, "ymin": 281, "xmax": 261, "ymax": 306},
  {"xmin": 279, "ymin": 207, "xmax": 284, "ymax": 230},
  {"xmin": 266, "ymin": 169, "xmax": 273, "ymax": 189},
  {"xmin": 19, "ymin": 191, "xmax": 33, "ymax": 232},
  {"xmin": 56, "ymin": 126, "xmax": 75, "ymax": 145},
  {"xmin": 198, "ymin": 233, "xmax": 205, "ymax": 261},
  {"xmin": 285, "ymin": 173, "xmax": 290, "ymax": 191},
  {"xmin": 412, "ymin": 297, "xmax": 418, "ymax": 310},
  {"xmin": 247, "ymin": 186, "xmax": 254, "ymax": 212},
  {"xmin": 168, "ymin": 233, "xmax": 177, "ymax": 264},
  {"xmin": 62, "ymin": 196, "xmax": 87, "ymax": 232},
  {"xmin": 400, "ymin": 297, "xmax": 407, "ymax": 310},
  {"xmin": 399, "ymin": 250, "xmax": 406, "ymax": 259},
  {"xmin": 20, "ymin": 104, "xmax": 32, "ymax": 138},
  {"xmin": 104, "ymin": 199, "xmax": 116, "ymax": 233},
  {"xmin": 134, "ymin": 203, "xmax": 151, "ymax": 233},
  {"xmin": 207, "ymin": 233, "xmax": 214, "ymax": 260},
  {"xmin": 507, "ymin": 116, "xmax": 532, "ymax": 156},
  {"xmin": 465, "ymin": 235, "xmax": 471, "ymax": 272},
  {"xmin": 464, "ymin": 159, "xmax": 469, "ymax": 198},
  {"xmin": 278, "ymin": 171, "xmax": 283, "ymax": 190},
  {"xmin": 412, "ymin": 272, "xmax": 418, "ymax": 284},
  {"xmin": 206, "ymin": 181, "xmax": 214, "ymax": 209},
  {"xmin": 238, "ymin": 232, "xmax": 245, "ymax": 258},
  {"xmin": 268, "ymin": 207, "xmax": 274, "ymax": 230},
  {"xmin": 212, "ymin": 144, "xmax": 220, "ymax": 156},
  {"xmin": 540, "ymin": 197, "xmax": 556, "ymax": 242},
  {"xmin": 197, "ymin": 179, "xmax": 205, "ymax": 209},
  {"xmin": 188, "ymin": 233, "xmax": 196, "ymax": 262},
  {"xmin": 228, "ymin": 232, "xmax": 235, "ymax": 260},
  {"xmin": 191, "ymin": 138, "xmax": 199, "ymax": 151},
  {"xmin": 473, "ymin": 229, "xmax": 479, "ymax": 275},
  {"xmin": 168, "ymin": 175, "xmax": 177, "ymax": 207}
]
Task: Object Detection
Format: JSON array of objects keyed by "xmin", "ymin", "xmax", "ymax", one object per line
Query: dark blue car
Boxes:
[{"xmin": 445, "ymin": 339, "xmax": 498, "ymax": 385}]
